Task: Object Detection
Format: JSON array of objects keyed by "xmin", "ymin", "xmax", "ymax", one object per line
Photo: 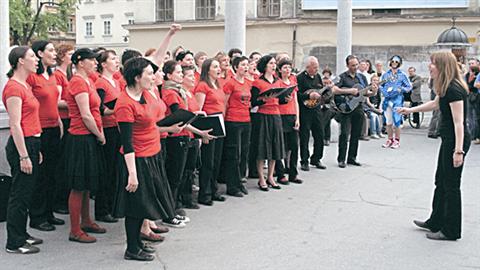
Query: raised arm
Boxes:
[{"xmin": 150, "ymin": 24, "xmax": 182, "ymax": 67}]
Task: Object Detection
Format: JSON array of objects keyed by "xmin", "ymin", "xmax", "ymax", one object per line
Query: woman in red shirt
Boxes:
[
  {"xmin": 94, "ymin": 50, "xmax": 122, "ymax": 223},
  {"xmin": 53, "ymin": 43, "xmax": 74, "ymax": 214},
  {"xmin": 275, "ymin": 59, "xmax": 303, "ymax": 184},
  {"xmin": 64, "ymin": 48, "xmax": 106, "ymax": 243},
  {"xmin": 214, "ymin": 52, "xmax": 231, "ymax": 88},
  {"xmin": 27, "ymin": 40, "xmax": 64, "ymax": 231},
  {"xmin": 195, "ymin": 58, "xmax": 226, "ymax": 205},
  {"xmin": 113, "ymin": 57, "xmax": 182, "ymax": 261},
  {"xmin": 194, "ymin": 51, "xmax": 208, "ymax": 86},
  {"xmin": 223, "ymin": 56, "xmax": 251, "ymax": 197},
  {"xmin": 3, "ymin": 46, "xmax": 43, "ymax": 254},
  {"xmin": 251, "ymin": 55, "xmax": 285, "ymax": 191}
]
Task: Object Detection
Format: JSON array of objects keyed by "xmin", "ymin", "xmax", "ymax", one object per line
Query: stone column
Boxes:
[
  {"xmin": 224, "ymin": 0, "xmax": 246, "ymax": 53},
  {"xmin": 0, "ymin": 0, "xmax": 9, "ymax": 102},
  {"xmin": 336, "ymin": 0, "xmax": 352, "ymax": 75}
]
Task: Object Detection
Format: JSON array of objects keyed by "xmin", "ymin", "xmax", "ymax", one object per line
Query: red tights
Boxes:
[{"xmin": 68, "ymin": 190, "xmax": 94, "ymax": 235}]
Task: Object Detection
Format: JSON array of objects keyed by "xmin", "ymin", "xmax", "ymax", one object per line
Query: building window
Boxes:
[
  {"xmin": 156, "ymin": 0, "xmax": 174, "ymax": 22},
  {"xmin": 372, "ymin": 9, "xmax": 401, "ymax": 15},
  {"xmin": 258, "ymin": 0, "xmax": 280, "ymax": 18},
  {"xmin": 67, "ymin": 18, "xmax": 74, "ymax": 33},
  {"xmin": 196, "ymin": 0, "xmax": 215, "ymax": 20},
  {"xmin": 86, "ymin": 21, "xmax": 93, "ymax": 36},
  {"xmin": 128, "ymin": 19, "xmax": 134, "ymax": 25},
  {"xmin": 103, "ymin": 20, "xmax": 111, "ymax": 35}
]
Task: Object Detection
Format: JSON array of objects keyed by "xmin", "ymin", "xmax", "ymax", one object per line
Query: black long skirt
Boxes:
[
  {"xmin": 113, "ymin": 152, "xmax": 176, "ymax": 220},
  {"xmin": 253, "ymin": 114, "xmax": 285, "ymax": 160},
  {"xmin": 63, "ymin": 134, "xmax": 105, "ymax": 193}
]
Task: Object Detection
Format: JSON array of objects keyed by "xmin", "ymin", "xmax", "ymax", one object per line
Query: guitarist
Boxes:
[
  {"xmin": 332, "ymin": 55, "xmax": 378, "ymax": 168},
  {"xmin": 380, "ymin": 55, "xmax": 412, "ymax": 149},
  {"xmin": 296, "ymin": 56, "xmax": 327, "ymax": 171}
]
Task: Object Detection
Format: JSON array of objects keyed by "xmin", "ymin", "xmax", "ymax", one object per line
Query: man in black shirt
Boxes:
[
  {"xmin": 333, "ymin": 55, "xmax": 377, "ymax": 168},
  {"xmin": 296, "ymin": 56, "xmax": 327, "ymax": 171}
]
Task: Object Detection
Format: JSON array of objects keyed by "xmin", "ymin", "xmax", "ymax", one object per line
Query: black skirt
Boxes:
[
  {"xmin": 63, "ymin": 134, "xmax": 105, "ymax": 193},
  {"xmin": 113, "ymin": 152, "xmax": 176, "ymax": 220},
  {"xmin": 253, "ymin": 114, "xmax": 285, "ymax": 160}
]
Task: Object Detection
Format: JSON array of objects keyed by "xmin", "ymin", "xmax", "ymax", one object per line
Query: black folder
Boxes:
[
  {"xmin": 191, "ymin": 114, "xmax": 226, "ymax": 138},
  {"xmin": 156, "ymin": 109, "xmax": 198, "ymax": 127},
  {"xmin": 258, "ymin": 85, "xmax": 297, "ymax": 99}
]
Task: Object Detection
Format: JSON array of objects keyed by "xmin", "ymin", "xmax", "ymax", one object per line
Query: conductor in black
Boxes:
[{"xmin": 332, "ymin": 55, "xmax": 378, "ymax": 168}]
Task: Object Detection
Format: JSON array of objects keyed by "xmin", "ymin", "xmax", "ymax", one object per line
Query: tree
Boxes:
[{"xmin": 9, "ymin": 0, "xmax": 77, "ymax": 45}]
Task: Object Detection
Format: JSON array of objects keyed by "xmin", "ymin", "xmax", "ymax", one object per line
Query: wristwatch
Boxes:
[{"xmin": 453, "ymin": 150, "xmax": 465, "ymax": 155}]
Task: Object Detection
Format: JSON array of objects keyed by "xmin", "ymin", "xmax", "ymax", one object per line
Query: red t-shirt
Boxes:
[
  {"xmin": 27, "ymin": 73, "xmax": 60, "ymax": 128},
  {"xmin": 113, "ymin": 70, "xmax": 123, "ymax": 81},
  {"xmin": 88, "ymin": 71, "xmax": 100, "ymax": 83},
  {"xmin": 2, "ymin": 80, "xmax": 42, "ymax": 137},
  {"xmin": 278, "ymin": 78, "xmax": 298, "ymax": 115},
  {"xmin": 223, "ymin": 77, "xmax": 251, "ymax": 122},
  {"xmin": 144, "ymin": 88, "xmax": 168, "ymax": 139},
  {"xmin": 194, "ymin": 71, "xmax": 201, "ymax": 87},
  {"xmin": 66, "ymin": 75, "xmax": 102, "ymax": 135},
  {"xmin": 95, "ymin": 76, "xmax": 121, "ymax": 128},
  {"xmin": 115, "ymin": 91, "xmax": 161, "ymax": 157},
  {"xmin": 162, "ymin": 88, "xmax": 191, "ymax": 137},
  {"xmin": 194, "ymin": 81, "xmax": 225, "ymax": 115},
  {"xmin": 54, "ymin": 69, "xmax": 70, "ymax": 119},
  {"xmin": 252, "ymin": 77, "xmax": 281, "ymax": 115}
]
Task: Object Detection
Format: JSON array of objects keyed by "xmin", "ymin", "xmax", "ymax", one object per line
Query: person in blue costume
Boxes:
[{"xmin": 380, "ymin": 55, "xmax": 412, "ymax": 149}]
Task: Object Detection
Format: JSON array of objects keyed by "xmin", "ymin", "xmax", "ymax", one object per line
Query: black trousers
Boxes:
[
  {"xmin": 54, "ymin": 118, "xmax": 70, "ymax": 210},
  {"xmin": 198, "ymin": 137, "xmax": 223, "ymax": 202},
  {"xmin": 299, "ymin": 108, "xmax": 325, "ymax": 164},
  {"xmin": 95, "ymin": 127, "xmax": 120, "ymax": 217},
  {"xmin": 411, "ymin": 101, "xmax": 421, "ymax": 124},
  {"xmin": 323, "ymin": 107, "xmax": 336, "ymax": 141},
  {"xmin": 275, "ymin": 130, "xmax": 299, "ymax": 180},
  {"xmin": 224, "ymin": 122, "xmax": 250, "ymax": 194},
  {"xmin": 165, "ymin": 136, "xmax": 190, "ymax": 209},
  {"xmin": 29, "ymin": 127, "xmax": 61, "ymax": 226},
  {"xmin": 248, "ymin": 113, "xmax": 260, "ymax": 178},
  {"xmin": 337, "ymin": 105, "xmax": 364, "ymax": 163},
  {"xmin": 179, "ymin": 139, "xmax": 200, "ymax": 206},
  {"xmin": 6, "ymin": 136, "xmax": 41, "ymax": 250},
  {"xmin": 426, "ymin": 137, "xmax": 470, "ymax": 239}
]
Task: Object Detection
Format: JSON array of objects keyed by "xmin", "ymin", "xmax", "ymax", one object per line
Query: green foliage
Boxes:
[{"xmin": 9, "ymin": 0, "xmax": 77, "ymax": 45}]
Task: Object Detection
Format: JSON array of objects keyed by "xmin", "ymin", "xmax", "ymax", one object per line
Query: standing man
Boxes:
[
  {"xmin": 296, "ymin": 56, "xmax": 327, "ymax": 171},
  {"xmin": 380, "ymin": 55, "xmax": 412, "ymax": 149},
  {"xmin": 332, "ymin": 55, "xmax": 377, "ymax": 168},
  {"xmin": 408, "ymin": 67, "xmax": 423, "ymax": 128}
]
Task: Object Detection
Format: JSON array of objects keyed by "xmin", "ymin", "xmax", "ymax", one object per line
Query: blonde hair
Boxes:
[{"xmin": 431, "ymin": 51, "xmax": 468, "ymax": 97}]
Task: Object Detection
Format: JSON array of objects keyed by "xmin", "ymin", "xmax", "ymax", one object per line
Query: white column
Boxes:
[
  {"xmin": 336, "ymin": 0, "xmax": 352, "ymax": 75},
  {"xmin": 224, "ymin": 0, "xmax": 246, "ymax": 53},
  {"xmin": 0, "ymin": 0, "xmax": 9, "ymax": 102}
]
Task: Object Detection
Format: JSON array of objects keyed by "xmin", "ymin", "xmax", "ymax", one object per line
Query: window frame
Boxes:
[
  {"xmin": 103, "ymin": 20, "xmax": 111, "ymax": 36},
  {"xmin": 156, "ymin": 0, "xmax": 174, "ymax": 22},
  {"xmin": 85, "ymin": 21, "xmax": 93, "ymax": 37},
  {"xmin": 257, "ymin": 0, "xmax": 281, "ymax": 18},
  {"xmin": 195, "ymin": 0, "xmax": 216, "ymax": 20}
]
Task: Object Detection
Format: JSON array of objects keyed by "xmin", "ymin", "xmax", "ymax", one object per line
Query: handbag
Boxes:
[{"xmin": 0, "ymin": 175, "xmax": 12, "ymax": 222}]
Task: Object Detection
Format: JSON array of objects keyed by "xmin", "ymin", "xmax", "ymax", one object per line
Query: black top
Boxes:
[
  {"xmin": 465, "ymin": 71, "xmax": 479, "ymax": 93},
  {"xmin": 296, "ymin": 71, "xmax": 323, "ymax": 110},
  {"xmin": 439, "ymin": 81, "xmax": 469, "ymax": 140},
  {"xmin": 335, "ymin": 71, "xmax": 367, "ymax": 89}
]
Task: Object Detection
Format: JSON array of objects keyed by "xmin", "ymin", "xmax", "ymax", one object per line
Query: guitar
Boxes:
[
  {"xmin": 303, "ymin": 86, "xmax": 333, "ymax": 109},
  {"xmin": 333, "ymin": 77, "xmax": 392, "ymax": 114}
]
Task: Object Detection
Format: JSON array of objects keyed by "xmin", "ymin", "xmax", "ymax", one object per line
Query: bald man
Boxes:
[{"xmin": 296, "ymin": 56, "xmax": 327, "ymax": 171}]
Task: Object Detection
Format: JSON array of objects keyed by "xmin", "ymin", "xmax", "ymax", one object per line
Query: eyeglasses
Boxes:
[{"xmin": 391, "ymin": 60, "xmax": 400, "ymax": 64}]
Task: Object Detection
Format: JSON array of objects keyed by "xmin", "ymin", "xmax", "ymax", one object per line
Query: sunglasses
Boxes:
[{"xmin": 391, "ymin": 60, "xmax": 400, "ymax": 64}]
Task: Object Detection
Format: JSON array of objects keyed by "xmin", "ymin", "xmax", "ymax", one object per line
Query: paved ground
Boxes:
[{"xmin": 1, "ymin": 124, "xmax": 479, "ymax": 270}]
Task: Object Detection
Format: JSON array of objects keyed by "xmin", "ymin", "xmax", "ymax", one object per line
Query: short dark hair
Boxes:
[
  {"xmin": 408, "ymin": 66, "xmax": 416, "ymax": 71},
  {"xmin": 31, "ymin": 40, "xmax": 52, "ymax": 75},
  {"xmin": 345, "ymin": 55, "xmax": 358, "ymax": 66},
  {"xmin": 121, "ymin": 49, "xmax": 142, "ymax": 66},
  {"xmin": 97, "ymin": 50, "xmax": 117, "ymax": 74},
  {"xmin": 200, "ymin": 58, "xmax": 219, "ymax": 89},
  {"xmin": 7, "ymin": 46, "xmax": 30, "ymax": 78},
  {"xmin": 176, "ymin": 50, "xmax": 194, "ymax": 62},
  {"xmin": 181, "ymin": 65, "xmax": 196, "ymax": 75},
  {"xmin": 322, "ymin": 68, "xmax": 332, "ymax": 76},
  {"xmin": 123, "ymin": 57, "xmax": 151, "ymax": 88},
  {"xmin": 256, "ymin": 54, "xmax": 274, "ymax": 74},
  {"xmin": 232, "ymin": 56, "xmax": 249, "ymax": 73},
  {"xmin": 249, "ymin": 51, "xmax": 261, "ymax": 60},
  {"xmin": 162, "ymin": 60, "xmax": 179, "ymax": 81}
]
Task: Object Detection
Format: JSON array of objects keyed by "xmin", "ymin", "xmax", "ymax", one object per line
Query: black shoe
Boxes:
[
  {"xmin": 277, "ymin": 177, "xmax": 289, "ymax": 185},
  {"xmin": 426, "ymin": 231, "xmax": 456, "ymax": 241},
  {"xmin": 266, "ymin": 180, "xmax": 281, "ymax": 190},
  {"xmin": 47, "ymin": 217, "xmax": 65, "ymax": 225},
  {"xmin": 347, "ymin": 160, "xmax": 361, "ymax": 166},
  {"xmin": 257, "ymin": 181, "xmax": 269, "ymax": 192},
  {"xmin": 239, "ymin": 185, "xmax": 249, "ymax": 195},
  {"xmin": 212, "ymin": 194, "xmax": 226, "ymax": 202},
  {"xmin": 124, "ymin": 249, "xmax": 155, "ymax": 261},
  {"xmin": 310, "ymin": 161, "xmax": 327, "ymax": 169},
  {"xmin": 95, "ymin": 214, "xmax": 118, "ymax": 223},
  {"xmin": 26, "ymin": 235, "xmax": 43, "ymax": 245},
  {"xmin": 413, "ymin": 220, "xmax": 439, "ymax": 232},
  {"xmin": 31, "ymin": 222, "xmax": 55, "ymax": 232},
  {"xmin": 289, "ymin": 178, "xmax": 303, "ymax": 184},
  {"xmin": 227, "ymin": 191, "xmax": 244, "ymax": 197},
  {"xmin": 53, "ymin": 207, "xmax": 69, "ymax": 215},
  {"xmin": 198, "ymin": 200, "xmax": 213, "ymax": 206},
  {"xmin": 300, "ymin": 163, "xmax": 310, "ymax": 171},
  {"xmin": 6, "ymin": 243, "xmax": 40, "ymax": 254},
  {"xmin": 140, "ymin": 243, "xmax": 156, "ymax": 254},
  {"xmin": 427, "ymin": 134, "xmax": 438, "ymax": 139},
  {"xmin": 338, "ymin": 161, "xmax": 346, "ymax": 168},
  {"xmin": 183, "ymin": 202, "xmax": 200, "ymax": 209}
]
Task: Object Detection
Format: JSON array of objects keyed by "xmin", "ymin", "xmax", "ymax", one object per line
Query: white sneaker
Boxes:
[
  {"xmin": 378, "ymin": 133, "xmax": 385, "ymax": 138},
  {"xmin": 390, "ymin": 140, "xmax": 400, "ymax": 149},
  {"xmin": 370, "ymin": 134, "xmax": 380, "ymax": 139},
  {"xmin": 163, "ymin": 218, "xmax": 186, "ymax": 228},
  {"xmin": 175, "ymin": 215, "xmax": 190, "ymax": 223},
  {"xmin": 382, "ymin": 139, "xmax": 393, "ymax": 148}
]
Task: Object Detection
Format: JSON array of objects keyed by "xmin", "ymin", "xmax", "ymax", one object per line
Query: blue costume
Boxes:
[{"xmin": 380, "ymin": 69, "xmax": 412, "ymax": 127}]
